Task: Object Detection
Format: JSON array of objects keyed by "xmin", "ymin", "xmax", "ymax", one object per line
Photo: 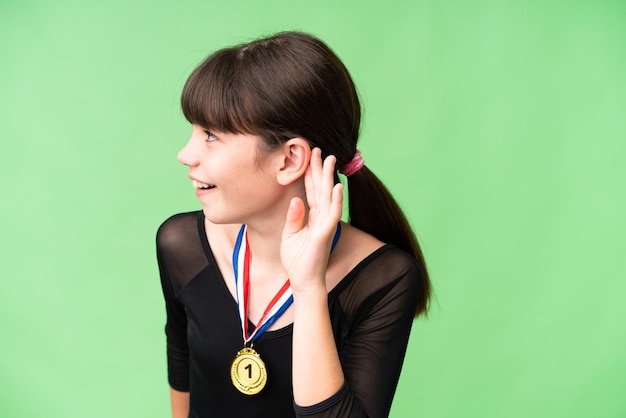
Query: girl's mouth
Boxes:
[{"xmin": 192, "ymin": 179, "xmax": 216, "ymax": 190}]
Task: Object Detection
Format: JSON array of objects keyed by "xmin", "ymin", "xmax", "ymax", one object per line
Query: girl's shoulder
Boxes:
[
  {"xmin": 330, "ymin": 226, "xmax": 421, "ymax": 323},
  {"xmin": 156, "ymin": 210, "xmax": 203, "ymax": 251},
  {"xmin": 329, "ymin": 229, "xmax": 423, "ymax": 327},
  {"xmin": 157, "ymin": 211, "xmax": 221, "ymax": 292},
  {"xmin": 327, "ymin": 223, "xmax": 419, "ymax": 293},
  {"xmin": 156, "ymin": 210, "xmax": 239, "ymax": 268}
]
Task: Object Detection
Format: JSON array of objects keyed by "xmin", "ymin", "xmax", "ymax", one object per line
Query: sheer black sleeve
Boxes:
[
  {"xmin": 156, "ymin": 212, "xmax": 209, "ymax": 392},
  {"xmin": 294, "ymin": 246, "xmax": 422, "ymax": 418}
]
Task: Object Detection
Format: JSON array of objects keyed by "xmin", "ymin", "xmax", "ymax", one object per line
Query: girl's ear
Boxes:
[{"xmin": 276, "ymin": 138, "xmax": 311, "ymax": 185}]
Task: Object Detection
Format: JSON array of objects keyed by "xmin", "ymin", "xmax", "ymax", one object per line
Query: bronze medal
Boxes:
[{"xmin": 230, "ymin": 346, "xmax": 268, "ymax": 395}]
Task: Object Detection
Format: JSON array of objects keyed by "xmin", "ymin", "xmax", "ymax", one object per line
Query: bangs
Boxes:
[
  {"xmin": 181, "ymin": 48, "xmax": 258, "ymax": 135},
  {"xmin": 180, "ymin": 33, "xmax": 340, "ymax": 152}
]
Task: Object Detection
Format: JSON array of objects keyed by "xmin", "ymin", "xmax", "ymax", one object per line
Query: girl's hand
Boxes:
[{"xmin": 281, "ymin": 148, "xmax": 343, "ymax": 294}]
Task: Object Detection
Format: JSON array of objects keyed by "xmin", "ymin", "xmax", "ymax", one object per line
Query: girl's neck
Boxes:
[
  {"xmin": 244, "ymin": 222, "xmax": 285, "ymax": 267},
  {"xmin": 243, "ymin": 191, "xmax": 309, "ymax": 267}
]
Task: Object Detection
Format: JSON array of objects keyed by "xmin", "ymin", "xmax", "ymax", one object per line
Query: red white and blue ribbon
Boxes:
[{"xmin": 232, "ymin": 224, "xmax": 341, "ymax": 344}]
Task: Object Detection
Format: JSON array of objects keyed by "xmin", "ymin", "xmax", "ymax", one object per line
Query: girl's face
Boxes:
[{"xmin": 177, "ymin": 124, "xmax": 285, "ymax": 225}]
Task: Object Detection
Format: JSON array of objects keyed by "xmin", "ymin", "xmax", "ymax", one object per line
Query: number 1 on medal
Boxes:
[{"xmin": 231, "ymin": 347, "xmax": 268, "ymax": 395}]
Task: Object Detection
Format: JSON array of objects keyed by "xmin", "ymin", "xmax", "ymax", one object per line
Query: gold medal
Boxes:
[{"xmin": 230, "ymin": 347, "xmax": 268, "ymax": 395}]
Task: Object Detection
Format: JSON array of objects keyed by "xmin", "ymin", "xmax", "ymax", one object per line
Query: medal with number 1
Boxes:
[
  {"xmin": 230, "ymin": 225, "xmax": 292, "ymax": 395},
  {"xmin": 230, "ymin": 346, "xmax": 267, "ymax": 395},
  {"xmin": 229, "ymin": 224, "xmax": 341, "ymax": 395}
]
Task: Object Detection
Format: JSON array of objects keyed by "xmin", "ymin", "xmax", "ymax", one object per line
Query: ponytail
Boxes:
[{"xmin": 346, "ymin": 166, "xmax": 430, "ymax": 317}]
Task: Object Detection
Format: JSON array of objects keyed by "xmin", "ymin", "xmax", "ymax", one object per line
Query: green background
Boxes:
[{"xmin": 1, "ymin": 0, "xmax": 625, "ymax": 417}]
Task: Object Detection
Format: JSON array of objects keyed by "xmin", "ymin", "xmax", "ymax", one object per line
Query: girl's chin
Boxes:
[{"xmin": 202, "ymin": 208, "xmax": 241, "ymax": 226}]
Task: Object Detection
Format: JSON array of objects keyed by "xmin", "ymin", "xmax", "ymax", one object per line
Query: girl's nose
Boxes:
[{"xmin": 177, "ymin": 140, "xmax": 199, "ymax": 166}]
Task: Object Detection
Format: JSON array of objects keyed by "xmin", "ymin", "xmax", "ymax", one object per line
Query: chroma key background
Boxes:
[{"xmin": 1, "ymin": 0, "xmax": 624, "ymax": 417}]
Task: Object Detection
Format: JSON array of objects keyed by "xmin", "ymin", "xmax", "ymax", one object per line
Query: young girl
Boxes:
[{"xmin": 157, "ymin": 31, "xmax": 430, "ymax": 418}]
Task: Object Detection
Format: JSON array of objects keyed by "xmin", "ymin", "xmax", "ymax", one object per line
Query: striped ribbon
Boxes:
[{"xmin": 232, "ymin": 224, "xmax": 341, "ymax": 344}]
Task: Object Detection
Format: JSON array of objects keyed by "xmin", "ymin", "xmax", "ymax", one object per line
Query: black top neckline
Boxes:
[{"xmin": 193, "ymin": 210, "xmax": 393, "ymax": 336}]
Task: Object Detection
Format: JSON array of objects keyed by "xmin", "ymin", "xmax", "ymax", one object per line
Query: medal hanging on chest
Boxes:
[
  {"xmin": 229, "ymin": 224, "xmax": 341, "ymax": 395},
  {"xmin": 230, "ymin": 346, "xmax": 267, "ymax": 396}
]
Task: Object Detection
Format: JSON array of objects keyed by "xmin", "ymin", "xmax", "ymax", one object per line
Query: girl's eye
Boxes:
[{"xmin": 204, "ymin": 130, "xmax": 218, "ymax": 142}]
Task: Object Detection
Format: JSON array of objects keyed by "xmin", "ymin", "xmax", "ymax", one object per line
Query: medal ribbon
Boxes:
[{"xmin": 233, "ymin": 224, "xmax": 341, "ymax": 344}]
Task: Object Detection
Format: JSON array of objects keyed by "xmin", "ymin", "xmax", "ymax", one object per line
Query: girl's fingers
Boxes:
[
  {"xmin": 318, "ymin": 154, "xmax": 336, "ymax": 210},
  {"xmin": 283, "ymin": 197, "xmax": 306, "ymax": 236},
  {"xmin": 310, "ymin": 148, "xmax": 323, "ymax": 200},
  {"xmin": 303, "ymin": 148, "xmax": 343, "ymax": 229},
  {"xmin": 330, "ymin": 183, "xmax": 343, "ymax": 220},
  {"xmin": 305, "ymin": 148, "xmax": 323, "ymax": 211},
  {"xmin": 304, "ymin": 163, "xmax": 316, "ymax": 210}
]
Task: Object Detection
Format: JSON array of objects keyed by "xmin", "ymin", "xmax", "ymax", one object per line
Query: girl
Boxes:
[{"xmin": 157, "ymin": 31, "xmax": 430, "ymax": 418}]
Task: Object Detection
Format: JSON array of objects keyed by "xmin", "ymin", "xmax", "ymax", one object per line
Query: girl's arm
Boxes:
[
  {"xmin": 157, "ymin": 217, "xmax": 194, "ymax": 417},
  {"xmin": 169, "ymin": 388, "xmax": 189, "ymax": 418},
  {"xmin": 281, "ymin": 148, "xmax": 346, "ymax": 405},
  {"xmin": 283, "ymin": 149, "xmax": 420, "ymax": 416},
  {"xmin": 291, "ymin": 284, "xmax": 345, "ymax": 405},
  {"xmin": 299, "ymin": 260, "xmax": 419, "ymax": 417}
]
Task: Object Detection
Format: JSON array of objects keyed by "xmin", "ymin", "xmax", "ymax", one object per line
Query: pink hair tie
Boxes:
[{"xmin": 339, "ymin": 150, "xmax": 364, "ymax": 176}]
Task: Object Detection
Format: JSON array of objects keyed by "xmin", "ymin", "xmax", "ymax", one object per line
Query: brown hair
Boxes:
[{"xmin": 181, "ymin": 31, "xmax": 430, "ymax": 316}]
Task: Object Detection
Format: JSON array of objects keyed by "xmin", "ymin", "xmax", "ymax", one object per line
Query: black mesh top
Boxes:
[{"xmin": 157, "ymin": 211, "xmax": 422, "ymax": 418}]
